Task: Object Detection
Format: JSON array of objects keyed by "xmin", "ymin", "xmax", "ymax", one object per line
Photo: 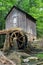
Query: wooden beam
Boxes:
[{"xmin": 0, "ymin": 28, "xmax": 22, "ymax": 35}]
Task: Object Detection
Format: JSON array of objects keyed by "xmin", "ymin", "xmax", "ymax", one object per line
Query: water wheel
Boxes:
[{"xmin": 10, "ymin": 30, "xmax": 27, "ymax": 49}]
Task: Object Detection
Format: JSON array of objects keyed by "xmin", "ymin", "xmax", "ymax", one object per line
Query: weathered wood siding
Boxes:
[
  {"xmin": 6, "ymin": 8, "xmax": 26, "ymax": 31},
  {"xmin": 6, "ymin": 8, "xmax": 36, "ymax": 39},
  {"xmin": 26, "ymin": 18, "xmax": 36, "ymax": 36}
]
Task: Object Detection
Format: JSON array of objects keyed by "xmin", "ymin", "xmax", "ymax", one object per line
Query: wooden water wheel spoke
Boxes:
[
  {"xmin": 18, "ymin": 36, "xmax": 25, "ymax": 42},
  {"xmin": 17, "ymin": 31, "xmax": 20, "ymax": 37},
  {"xmin": 18, "ymin": 43, "xmax": 23, "ymax": 48},
  {"xmin": 12, "ymin": 31, "xmax": 20, "ymax": 37},
  {"xmin": 18, "ymin": 35, "xmax": 24, "ymax": 39}
]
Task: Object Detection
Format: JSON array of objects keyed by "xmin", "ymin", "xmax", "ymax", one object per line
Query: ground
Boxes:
[
  {"xmin": 0, "ymin": 38, "xmax": 43, "ymax": 65},
  {"xmin": 0, "ymin": 49, "xmax": 43, "ymax": 65}
]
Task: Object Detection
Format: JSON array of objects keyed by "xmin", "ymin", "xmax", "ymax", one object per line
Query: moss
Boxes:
[{"xmin": 36, "ymin": 53, "xmax": 43, "ymax": 59}]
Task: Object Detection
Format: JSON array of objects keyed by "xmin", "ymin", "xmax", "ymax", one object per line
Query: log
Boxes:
[{"xmin": 37, "ymin": 61, "xmax": 43, "ymax": 65}]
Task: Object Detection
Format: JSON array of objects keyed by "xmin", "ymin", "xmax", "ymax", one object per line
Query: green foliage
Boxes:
[{"xmin": 0, "ymin": 0, "xmax": 43, "ymax": 38}]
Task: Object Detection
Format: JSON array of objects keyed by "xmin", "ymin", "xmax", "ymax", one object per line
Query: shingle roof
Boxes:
[{"xmin": 5, "ymin": 5, "xmax": 36, "ymax": 23}]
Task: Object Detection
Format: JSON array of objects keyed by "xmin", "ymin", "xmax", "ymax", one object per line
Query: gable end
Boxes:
[{"xmin": 5, "ymin": 6, "xmax": 36, "ymax": 23}]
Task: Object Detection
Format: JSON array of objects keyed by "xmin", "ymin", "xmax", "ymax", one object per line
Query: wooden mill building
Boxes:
[{"xmin": 5, "ymin": 6, "xmax": 36, "ymax": 41}]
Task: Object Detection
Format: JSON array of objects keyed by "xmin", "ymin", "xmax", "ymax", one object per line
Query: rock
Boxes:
[
  {"xmin": 23, "ymin": 58, "xmax": 29, "ymax": 62},
  {"xmin": 22, "ymin": 56, "xmax": 38, "ymax": 63},
  {"xmin": 28, "ymin": 57, "xmax": 38, "ymax": 61},
  {"xmin": 16, "ymin": 52, "xmax": 30, "ymax": 57},
  {"xmin": 37, "ymin": 61, "xmax": 43, "ymax": 65},
  {"xmin": 0, "ymin": 51, "xmax": 3, "ymax": 56},
  {"xmin": 13, "ymin": 38, "xmax": 18, "ymax": 50},
  {"xmin": 22, "ymin": 63, "xmax": 29, "ymax": 65},
  {"xmin": 7, "ymin": 52, "xmax": 21, "ymax": 65}
]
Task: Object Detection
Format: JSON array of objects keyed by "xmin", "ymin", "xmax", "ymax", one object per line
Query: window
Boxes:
[{"xmin": 13, "ymin": 17, "xmax": 17, "ymax": 27}]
